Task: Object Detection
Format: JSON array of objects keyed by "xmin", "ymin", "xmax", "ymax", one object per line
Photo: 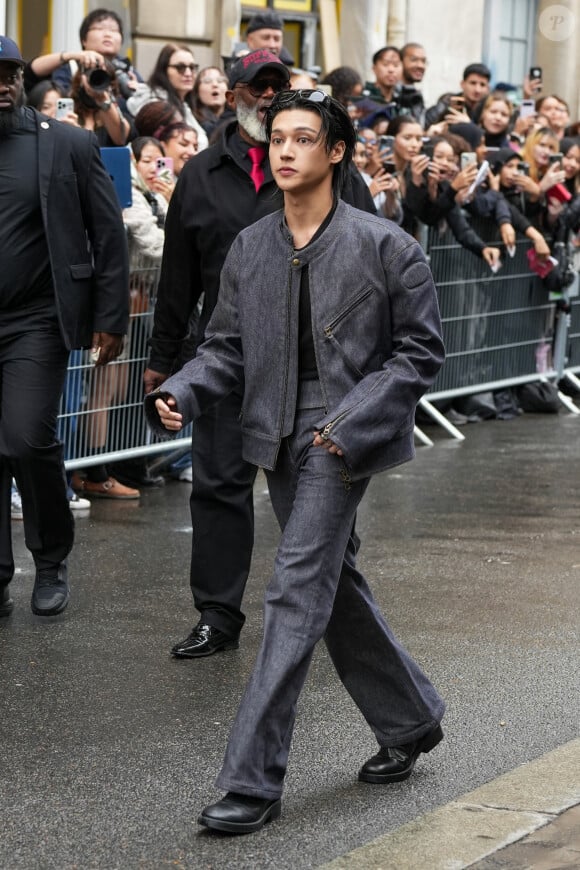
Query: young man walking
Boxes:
[{"xmin": 146, "ymin": 89, "xmax": 445, "ymax": 833}]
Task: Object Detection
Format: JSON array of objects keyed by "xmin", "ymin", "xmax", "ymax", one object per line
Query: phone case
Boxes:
[
  {"xmin": 546, "ymin": 183, "xmax": 572, "ymax": 204},
  {"xmin": 526, "ymin": 248, "xmax": 558, "ymax": 278},
  {"xmin": 99, "ymin": 146, "xmax": 132, "ymax": 209}
]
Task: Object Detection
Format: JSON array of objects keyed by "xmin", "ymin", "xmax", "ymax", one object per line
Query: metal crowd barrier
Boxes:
[
  {"xmin": 416, "ymin": 217, "xmax": 580, "ymax": 441},
  {"xmin": 59, "ymin": 247, "xmax": 193, "ymax": 471},
  {"xmin": 559, "ymin": 242, "xmax": 580, "ymax": 393},
  {"xmin": 59, "ymin": 217, "xmax": 580, "ymax": 466}
]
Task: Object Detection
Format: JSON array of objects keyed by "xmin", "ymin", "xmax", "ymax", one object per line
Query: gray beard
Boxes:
[{"xmin": 236, "ymin": 102, "xmax": 268, "ymax": 143}]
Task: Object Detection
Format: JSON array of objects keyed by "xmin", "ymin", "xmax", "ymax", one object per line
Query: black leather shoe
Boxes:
[
  {"xmin": 111, "ymin": 459, "xmax": 165, "ymax": 488},
  {"xmin": 1, "ymin": 585, "xmax": 14, "ymax": 617},
  {"xmin": 359, "ymin": 724, "xmax": 443, "ymax": 784},
  {"xmin": 198, "ymin": 792, "xmax": 281, "ymax": 834},
  {"xmin": 170, "ymin": 621, "xmax": 239, "ymax": 658},
  {"xmin": 31, "ymin": 564, "xmax": 70, "ymax": 616}
]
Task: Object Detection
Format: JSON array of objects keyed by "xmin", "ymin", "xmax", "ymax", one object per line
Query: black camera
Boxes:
[
  {"xmin": 86, "ymin": 57, "xmax": 133, "ymax": 100},
  {"xmin": 396, "ymin": 84, "xmax": 424, "ymax": 114}
]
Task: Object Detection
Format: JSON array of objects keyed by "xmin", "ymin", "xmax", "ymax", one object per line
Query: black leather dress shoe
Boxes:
[
  {"xmin": 170, "ymin": 622, "xmax": 239, "ymax": 658},
  {"xmin": 358, "ymin": 724, "xmax": 443, "ymax": 784},
  {"xmin": 1, "ymin": 585, "xmax": 14, "ymax": 617},
  {"xmin": 31, "ymin": 564, "xmax": 70, "ymax": 616},
  {"xmin": 198, "ymin": 792, "xmax": 281, "ymax": 834},
  {"xmin": 111, "ymin": 459, "xmax": 165, "ymax": 488}
]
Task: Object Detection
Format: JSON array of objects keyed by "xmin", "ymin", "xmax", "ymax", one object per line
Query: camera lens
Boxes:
[{"xmin": 87, "ymin": 67, "xmax": 112, "ymax": 92}]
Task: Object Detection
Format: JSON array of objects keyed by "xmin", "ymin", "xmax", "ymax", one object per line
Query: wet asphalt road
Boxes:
[{"xmin": 1, "ymin": 412, "xmax": 579, "ymax": 869}]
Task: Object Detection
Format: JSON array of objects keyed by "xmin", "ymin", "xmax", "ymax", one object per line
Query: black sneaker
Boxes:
[{"xmin": 31, "ymin": 564, "xmax": 69, "ymax": 616}]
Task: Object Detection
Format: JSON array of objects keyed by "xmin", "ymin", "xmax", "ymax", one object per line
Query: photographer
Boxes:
[
  {"xmin": 69, "ymin": 64, "xmax": 131, "ymax": 146},
  {"xmin": 23, "ymin": 8, "xmax": 141, "ymax": 113}
]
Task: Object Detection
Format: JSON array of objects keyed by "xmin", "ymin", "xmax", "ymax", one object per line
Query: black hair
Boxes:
[
  {"xmin": 147, "ymin": 43, "xmax": 197, "ymax": 114},
  {"xmin": 130, "ymin": 136, "xmax": 164, "ymax": 161},
  {"xmin": 560, "ymin": 136, "xmax": 580, "ymax": 156},
  {"xmin": 79, "ymin": 8, "xmax": 123, "ymax": 44},
  {"xmin": 372, "ymin": 45, "xmax": 402, "ymax": 66},
  {"xmin": 385, "ymin": 114, "xmax": 422, "ymax": 137},
  {"xmin": 319, "ymin": 66, "xmax": 362, "ymax": 107},
  {"xmin": 462, "ymin": 63, "xmax": 491, "ymax": 81},
  {"xmin": 401, "ymin": 42, "xmax": 425, "ymax": 59},
  {"xmin": 265, "ymin": 90, "xmax": 356, "ymax": 197},
  {"xmin": 26, "ymin": 80, "xmax": 63, "ymax": 110}
]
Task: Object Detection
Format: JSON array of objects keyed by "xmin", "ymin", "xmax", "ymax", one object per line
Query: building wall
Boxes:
[{"xmin": 406, "ymin": 0, "xmax": 486, "ymax": 106}]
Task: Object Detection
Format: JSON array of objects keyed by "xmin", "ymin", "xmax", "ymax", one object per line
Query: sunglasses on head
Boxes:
[
  {"xmin": 275, "ymin": 89, "xmax": 330, "ymax": 107},
  {"xmin": 168, "ymin": 63, "xmax": 199, "ymax": 75}
]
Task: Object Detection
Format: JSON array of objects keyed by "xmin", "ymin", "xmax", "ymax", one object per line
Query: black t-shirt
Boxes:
[
  {"xmin": 294, "ymin": 202, "xmax": 337, "ymax": 381},
  {"xmin": 0, "ymin": 107, "xmax": 53, "ymax": 309}
]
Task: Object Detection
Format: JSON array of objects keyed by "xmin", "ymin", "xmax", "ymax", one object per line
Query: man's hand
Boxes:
[
  {"xmin": 482, "ymin": 247, "xmax": 501, "ymax": 268},
  {"xmin": 312, "ymin": 431, "xmax": 343, "ymax": 455},
  {"xmin": 91, "ymin": 332, "xmax": 123, "ymax": 366},
  {"xmin": 143, "ymin": 368, "xmax": 168, "ymax": 395},
  {"xmin": 500, "ymin": 223, "xmax": 516, "ymax": 247},
  {"xmin": 155, "ymin": 396, "xmax": 183, "ymax": 431},
  {"xmin": 532, "ymin": 234, "xmax": 551, "ymax": 258}
]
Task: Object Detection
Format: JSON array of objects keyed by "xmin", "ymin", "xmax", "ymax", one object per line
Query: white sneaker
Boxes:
[
  {"xmin": 178, "ymin": 465, "xmax": 193, "ymax": 483},
  {"xmin": 11, "ymin": 489, "xmax": 23, "ymax": 520},
  {"xmin": 69, "ymin": 492, "xmax": 91, "ymax": 512}
]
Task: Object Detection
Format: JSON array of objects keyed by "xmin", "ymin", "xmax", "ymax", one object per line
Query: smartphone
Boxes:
[
  {"xmin": 155, "ymin": 156, "xmax": 174, "ymax": 182},
  {"xmin": 519, "ymin": 99, "xmax": 536, "ymax": 118},
  {"xmin": 485, "ymin": 147, "xmax": 500, "ymax": 161},
  {"xmin": 460, "ymin": 151, "xmax": 477, "ymax": 170},
  {"xmin": 529, "ymin": 66, "xmax": 542, "ymax": 82},
  {"xmin": 378, "ymin": 135, "xmax": 395, "ymax": 153},
  {"xmin": 517, "ymin": 161, "xmax": 530, "ymax": 176},
  {"xmin": 56, "ymin": 97, "xmax": 74, "ymax": 120},
  {"xmin": 549, "ymin": 152, "xmax": 563, "ymax": 165},
  {"xmin": 422, "ymin": 138, "xmax": 434, "ymax": 160},
  {"xmin": 381, "ymin": 161, "xmax": 396, "ymax": 175}
]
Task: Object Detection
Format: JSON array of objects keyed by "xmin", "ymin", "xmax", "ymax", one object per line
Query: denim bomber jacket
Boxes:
[{"xmin": 145, "ymin": 200, "xmax": 445, "ymax": 481}]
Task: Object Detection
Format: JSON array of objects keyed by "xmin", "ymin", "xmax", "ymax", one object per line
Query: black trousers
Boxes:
[
  {"xmin": 0, "ymin": 308, "xmax": 73, "ymax": 583},
  {"xmin": 189, "ymin": 388, "xmax": 256, "ymax": 636}
]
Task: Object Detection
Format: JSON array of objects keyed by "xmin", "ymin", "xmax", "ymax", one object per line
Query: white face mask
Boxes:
[{"xmin": 236, "ymin": 101, "xmax": 268, "ymax": 143}]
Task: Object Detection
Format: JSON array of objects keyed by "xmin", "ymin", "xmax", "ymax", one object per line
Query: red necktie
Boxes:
[{"xmin": 248, "ymin": 146, "xmax": 266, "ymax": 192}]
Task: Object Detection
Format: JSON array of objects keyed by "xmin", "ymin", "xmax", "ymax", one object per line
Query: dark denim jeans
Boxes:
[{"xmin": 216, "ymin": 407, "xmax": 445, "ymax": 799}]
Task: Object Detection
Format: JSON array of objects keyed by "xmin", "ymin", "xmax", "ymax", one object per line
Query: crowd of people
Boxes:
[{"xmin": 2, "ymin": 5, "xmax": 580, "ymax": 837}]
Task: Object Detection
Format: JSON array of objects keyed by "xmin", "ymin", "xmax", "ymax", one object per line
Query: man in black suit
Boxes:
[{"xmin": 0, "ymin": 36, "xmax": 129, "ymax": 618}]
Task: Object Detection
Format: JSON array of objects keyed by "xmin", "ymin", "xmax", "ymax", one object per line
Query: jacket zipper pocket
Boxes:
[{"xmin": 324, "ymin": 285, "xmax": 375, "ymax": 337}]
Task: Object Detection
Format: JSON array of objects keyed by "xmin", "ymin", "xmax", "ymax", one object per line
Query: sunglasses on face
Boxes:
[
  {"xmin": 168, "ymin": 63, "xmax": 199, "ymax": 75},
  {"xmin": 238, "ymin": 78, "xmax": 287, "ymax": 97}
]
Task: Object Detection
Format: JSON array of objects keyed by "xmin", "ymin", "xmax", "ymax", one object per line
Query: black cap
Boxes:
[
  {"xmin": 246, "ymin": 12, "xmax": 284, "ymax": 35},
  {"xmin": 0, "ymin": 35, "xmax": 25, "ymax": 66},
  {"xmin": 228, "ymin": 49, "xmax": 289, "ymax": 89}
]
